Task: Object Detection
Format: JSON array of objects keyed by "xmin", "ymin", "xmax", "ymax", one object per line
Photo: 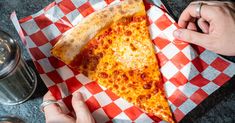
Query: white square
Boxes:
[
  {"xmin": 153, "ymin": 45, "xmax": 160, "ymax": 53},
  {"xmin": 199, "ymin": 50, "xmax": 217, "ymax": 64},
  {"xmin": 91, "ymin": 1, "xmax": 107, "ymax": 10},
  {"xmin": 180, "ymin": 62, "xmax": 199, "ymax": 80},
  {"xmin": 57, "ymin": 82, "xmax": 70, "ymax": 98},
  {"xmin": 77, "ymin": 86, "xmax": 92, "ymax": 100},
  {"xmin": 160, "ymin": 61, "xmax": 178, "ymax": 80},
  {"xmin": 66, "ymin": 10, "xmax": 84, "ymax": 26},
  {"xmin": 71, "ymin": 0, "xmax": 87, "ymax": 8},
  {"xmin": 159, "ymin": 121, "xmax": 169, "ymax": 123},
  {"xmin": 149, "ymin": 23, "xmax": 161, "ymax": 40},
  {"xmin": 42, "ymin": 24, "xmax": 61, "ymax": 41},
  {"xmin": 201, "ymin": 66, "xmax": 221, "ymax": 81},
  {"xmin": 179, "ymin": 83, "xmax": 199, "ymax": 97},
  {"xmin": 162, "ymin": 24, "xmax": 177, "ymax": 41},
  {"xmin": 223, "ymin": 63, "xmax": 235, "ymax": 77},
  {"xmin": 76, "ymin": 74, "xmax": 93, "ymax": 85},
  {"xmin": 169, "ymin": 103, "xmax": 177, "ymax": 112},
  {"xmin": 32, "ymin": 9, "xmax": 45, "ymax": 18},
  {"xmin": 135, "ymin": 113, "xmax": 153, "ymax": 123},
  {"xmin": 201, "ymin": 82, "xmax": 219, "ymax": 95},
  {"xmin": 181, "ymin": 45, "xmax": 198, "ymax": 60},
  {"xmin": 45, "ymin": 5, "xmax": 65, "ymax": 22},
  {"xmin": 164, "ymin": 81, "xmax": 177, "ymax": 97},
  {"xmin": 55, "ymin": 0, "xmax": 63, "ymax": 3},
  {"xmin": 178, "ymin": 99, "xmax": 196, "ymax": 114},
  {"xmin": 92, "ymin": 108, "xmax": 110, "ymax": 123},
  {"xmin": 147, "ymin": 6, "xmax": 164, "ymax": 22},
  {"xmin": 56, "ymin": 66, "xmax": 74, "ymax": 80},
  {"xmin": 114, "ymin": 98, "xmax": 133, "ymax": 110},
  {"xmin": 112, "ymin": 112, "xmax": 131, "ymax": 123},
  {"xmin": 25, "ymin": 36, "xmax": 36, "ymax": 48},
  {"xmin": 94, "ymin": 92, "xmax": 112, "ymax": 106},
  {"xmin": 40, "ymin": 74, "xmax": 55, "ymax": 87},
  {"xmin": 38, "ymin": 58, "xmax": 55, "ymax": 73},
  {"xmin": 21, "ymin": 19, "xmax": 39, "ymax": 35},
  {"xmin": 38, "ymin": 43, "xmax": 52, "ymax": 57},
  {"xmin": 161, "ymin": 43, "xmax": 180, "ymax": 59}
]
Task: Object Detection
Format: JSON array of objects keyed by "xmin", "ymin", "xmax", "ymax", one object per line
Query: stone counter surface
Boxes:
[{"xmin": 0, "ymin": 0, "xmax": 234, "ymax": 123}]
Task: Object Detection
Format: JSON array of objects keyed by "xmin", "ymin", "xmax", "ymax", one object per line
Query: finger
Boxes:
[
  {"xmin": 72, "ymin": 91, "xmax": 95, "ymax": 123},
  {"xmin": 173, "ymin": 29, "xmax": 213, "ymax": 48},
  {"xmin": 187, "ymin": 22, "xmax": 197, "ymax": 31},
  {"xmin": 197, "ymin": 18, "xmax": 209, "ymax": 33},
  {"xmin": 43, "ymin": 91, "xmax": 62, "ymax": 117},
  {"xmin": 178, "ymin": 4, "xmax": 215, "ymax": 28}
]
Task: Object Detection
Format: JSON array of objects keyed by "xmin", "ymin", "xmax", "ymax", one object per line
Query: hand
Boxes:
[
  {"xmin": 173, "ymin": 1, "xmax": 235, "ymax": 56},
  {"xmin": 43, "ymin": 91, "xmax": 95, "ymax": 123}
]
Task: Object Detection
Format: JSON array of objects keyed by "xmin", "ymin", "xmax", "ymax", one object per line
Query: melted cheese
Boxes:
[{"xmin": 70, "ymin": 15, "xmax": 173, "ymax": 123}]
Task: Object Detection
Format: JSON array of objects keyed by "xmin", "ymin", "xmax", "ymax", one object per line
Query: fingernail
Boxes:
[
  {"xmin": 173, "ymin": 30, "xmax": 182, "ymax": 38},
  {"xmin": 73, "ymin": 92, "xmax": 82, "ymax": 100}
]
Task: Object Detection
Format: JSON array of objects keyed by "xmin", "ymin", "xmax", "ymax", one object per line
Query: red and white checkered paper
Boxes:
[{"xmin": 11, "ymin": 0, "xmax": 235, "ymax": 122}]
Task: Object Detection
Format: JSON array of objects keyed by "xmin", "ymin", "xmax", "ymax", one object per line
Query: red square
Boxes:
[
  {"xmin": 170, "ymin": 72, "xmax": 188, "ymax": 87},
  {"xmin": 86, "ymin": 96, "xmax": 101, "ymax": 113},
  {"xmin": 173, "ymin": 108, "xmax": 185, "ymax": 122},
  {"xmin": 190, "ymin": 74, "xmax": 210, "ymax": 87},
  {"xmin": 171, "ymin": 52, "xmax": 190, "ymax": 70},
  {"xmin": 211, "ymin": 58, "xmax": 230, "ymax": 71},
  {"xmin": 104, "ymin": 0, "xmax": 114, "ymax": 4},
  {"xmin": 58, "ymin": 0, "xmax": 76, "ymax": 14},
  {"xmin": 50, "ymin": 35, "xmax": 62, "ymax": 46},
  {"xmin": 48, "ymin": 85, "xmax": 62, "ymax": 100},
  {"xmin": 193, "ymin": 45, "xmax": 206, "ymax": 54},
  {"xmin": 33, "ymin": 61, "xmax": 45, "ymax": 74},
  {"xmin": 143, "ymin": 0, "xmax": 152, "ymax": 11},
  {"xmin": 65, "ymin": 77, "xmax": 83, "ymax": 93},
  {"xmin": 156, "ymin": 52, "xmax": 168, "ymax": 68},
  {"xmin": 155, "ymin": 14, "xmax": 173, "ymax": 30},
  {"xmin": 192, "ymin": 57, "xmax": 208, "ymax": 72},
  {"xmin": 34, "ymin": 14, "xmax": 53, "ymax": 29},
  {"xmin": 55, "ymin": 16, "xmax": 73, "ymax": 33},
  {"xmin": 213, "ymin": 73, "xmax": 230, "ymax": 86},
  {"xmin": 153, "ymin": 36, "xmax": 170, "ymax": 49},
  {"xmin": 168, "ymin": 89, "xmax": 187, "ymax": 107},
  {"xmin": 190, "ymin": 89, "xmax": 208, "ymax": 104},
  {"xmin": 85, "ymin": 82, "xmax": 103, "ymax": 95},
  {"xmin": 124, "ymin": 106, "xmax": 143, "ymax": 121},
  {"xmin": 48, "ymin": 56, "xmax": 66, "ymax": 69},
  {"xmin": 29, "ymin": 31, "xmax": 49, "ymax": 46},
  {"xmin": 78, "ymin": 2, "xmax": 95, "ymax": 17},
  {"xmin": 147, "ymin": 113, "xmax": 162, "ymax": 122},
  {"xmin": 29, "ymin": 47, "xmax": 46, "ymax": 60},
  {"xmin": 19, "ymin": 16, "xmax": 33, "ymax": 23},
  {"xmin": 173, "ymin": 39, "xmax": 188, "ymax": 50},
  {"xmin": 105, "ymin": 89, "xmax": 119, "ymax": 101},
  {"xmin": 103, "ymin": 102, "xmax": 122, "ymax": 119},
  {"xmin": 47, "ymin": 70, "xmax": 64, "ymax": 84},
  {"xmin": 62, "ymin": 95, "xmax": 73, "ymax": 111}
]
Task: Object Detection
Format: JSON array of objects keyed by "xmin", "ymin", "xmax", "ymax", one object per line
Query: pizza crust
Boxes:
[{"xmin": 51, "ymin": 0, "xmax": 145, "ymax": 65}]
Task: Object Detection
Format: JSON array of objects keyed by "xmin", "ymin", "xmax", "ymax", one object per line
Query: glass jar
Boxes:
[{"xmin": 0, "ymin": 31, "xmax": 37, "ymax": 105}]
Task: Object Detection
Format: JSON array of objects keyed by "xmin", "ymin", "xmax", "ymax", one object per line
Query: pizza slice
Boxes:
[{"xmin": 51, "ymin": 0, "xmax": 174, "ymax": 122}]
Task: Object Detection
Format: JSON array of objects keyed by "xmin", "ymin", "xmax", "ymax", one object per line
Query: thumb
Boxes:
[
  {"xmin": 72, "ymin": 92, "xmax": 95, "ymax": 123},
  {"xmin": 173, "ymin": 29, "xmax": 213, "ymax": 48}
]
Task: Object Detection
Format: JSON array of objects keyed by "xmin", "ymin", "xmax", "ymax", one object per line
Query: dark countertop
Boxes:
[{"xmin": 0, "ymin": 0, "xmax": 234, "ymax": 123}]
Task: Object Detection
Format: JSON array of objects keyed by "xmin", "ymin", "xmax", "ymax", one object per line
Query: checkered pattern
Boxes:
[{"xmin": 10, "ymin": 0, "xmax": 235, "ymax": 122}]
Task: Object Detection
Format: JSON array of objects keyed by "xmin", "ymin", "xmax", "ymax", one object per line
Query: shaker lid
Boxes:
[{"xmin": 0, "ymin": 31, "xmax": 20, "ymax": 79}]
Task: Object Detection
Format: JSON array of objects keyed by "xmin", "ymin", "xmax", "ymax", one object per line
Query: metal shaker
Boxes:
[{"xmin": 0, "ymin": 30, "xmax": 37, "ymax": 105}]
